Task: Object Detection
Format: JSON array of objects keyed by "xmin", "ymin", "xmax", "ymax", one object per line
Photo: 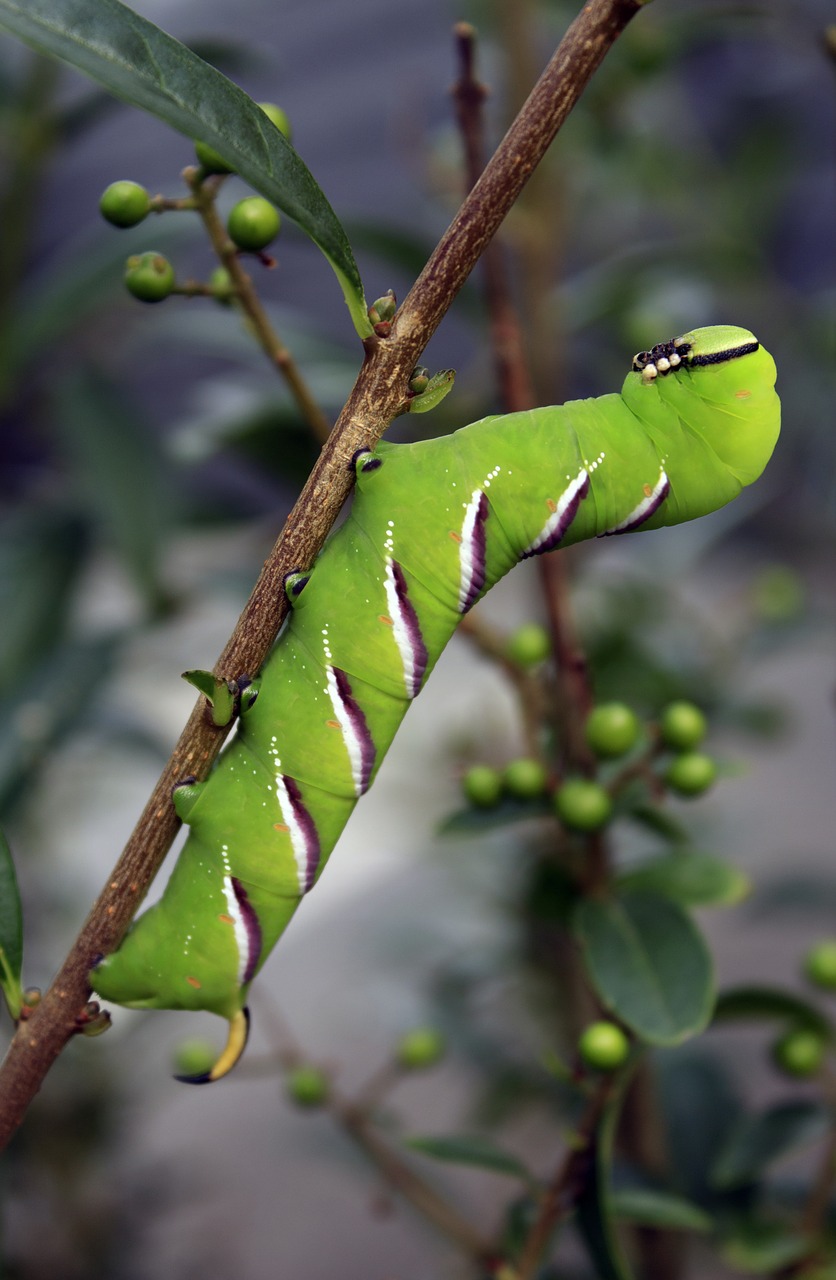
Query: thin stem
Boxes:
[
  {"xmin": 0, "ymin": 0, "xmax": 647, "ymax": 1151},
  {"xmin": 514, "ymin": 1075, "xmax": 615, "ymax": 1279},
  {"xmin": 457, "ymin": 612, "xmax": 548, "ymax": 762},
  {"xmin": 188, "ymin": 170, "xmax": 333, "ymax": 445}
]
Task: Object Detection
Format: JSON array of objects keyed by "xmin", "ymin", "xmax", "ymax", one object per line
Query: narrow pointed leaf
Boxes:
[
  {"xmin": 713, "ymin": 985, "xmax": 832, "ymax": 1037},
  {"xmin": 617, "ymin": 851, "xmax": 751, "ymax": 908},
  {"xmin": 405, "ymin": 1134, "xmax": 532, "ymax": 1181},
  {"xmin": 0, "ymin": 827, "xmax": 24, "ymax": 1019},
  {"xmin": 711, "ymin": 1101, "xmax": 831, "ymax": 1189},
  {"xmin": 610, "ymin": 1187, "xmax": 712, "ymax": 1232},
  {"xmin": 0, "ymin": 0, "xmax": 370, "ymax": 336},
  {"xmin": 575, "ymin": 1072, "xmax": 636, "ymax": 1280},
  {"xmin": 574, "ymin": 891, "xmax": 714, "ymax": 1045}
]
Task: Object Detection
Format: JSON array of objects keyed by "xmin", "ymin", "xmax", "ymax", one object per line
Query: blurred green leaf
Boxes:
[
  {"xmin": 621, "ymin": 800, "xmax": 690, "ymax": 844},
  {"xmin": 51, "ymin": 368, "xmax": 172, "ymax": 609},
  {"xmin": 0, "ymin": 638, "xmax": 119, "ymax": 813},
  {"xmin": 574, "ymin": 891, "xmax": 714, "ymax": 1045},
  {"xmin": 713, "ymin": 986, "xmax": 832, "ymax": 1038},
  {"xmin": 711, "ymin": 1101, "xmax": 830, "ymax": 1190},
  {"xmin": 618, "ymin": 851, "xmax": 751, "ymax": 908},
  {"xmin": 0, "ymin": 507, "xmax": 88, "ymax": 694},
  {"xmin": 575, "ymin": 1072, "xmax": 636, "ymax": 1280},
  {"xmin": 405, "ymin": 1133, "xmax": 532, "ymax": 1181},
  {"xmin": 0, "ymin": 826, "xmax": 23, "ymax": 1018},
  {"xmin": 0, "ymin": 0, "xmax": 369, "ymax": 336},
  {"xmin": 610, "ymin": 1186, "xmax": 712, "ymax": 1232},
  {"xmin": 720, "ymin": 1221, "xmax": 812, "ymax": 1274},
  {"xmin": 438, "ymin": 797, "xmax": 553, "ymax": 837}
]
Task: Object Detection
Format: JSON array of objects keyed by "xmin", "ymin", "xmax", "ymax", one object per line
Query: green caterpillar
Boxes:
[{"xmin": 92, "ymin": 325, "xmax": 780, "ymax": 1081}]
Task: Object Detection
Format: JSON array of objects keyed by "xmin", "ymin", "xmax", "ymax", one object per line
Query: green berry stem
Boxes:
[
  {"xmin": 456, "ymin": 611, "xmax": 548, "ymax": 763},
  {"xmin": 252, "ymin": 995, "xmax": 494, "ymax": 1260},
  {"xmin": 184, "ymin": 165, "xmax": 332, "ymax": 445}
]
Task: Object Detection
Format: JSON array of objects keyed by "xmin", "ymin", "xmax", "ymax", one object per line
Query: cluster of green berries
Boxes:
[
  {"xmin": 100, "ymin": 103, "xmax": 289, "ymax": 303},
  {"xmin": 461, "ymin": 658, "xmax": 716, "ymax": 832}
]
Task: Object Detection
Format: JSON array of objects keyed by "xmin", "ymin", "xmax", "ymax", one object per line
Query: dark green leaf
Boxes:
[
  {"xmin": 622, "ymin": 801, "xmax": 689, "ymax": 843},
  {"xmin": 0, "ymin": 0, "xmax": 369, "ymax": 335},
  {"xmin": 0, "ymin": 826, "xmax": 23, "ymax": 1018},
  {"xmin": 405, "ymin": 1134, "xmax": 532, "ymax": 1181},
  {"xmin": 0, "ymin": 507, "xmax": 88, "ymax": 694},
  {"xmin": 617, "ymin": 851, "xmax": 751, "ymax": 908},
  {"xmin": 574, "ymin": 891, "xmax": 714, "ymax": 1045},
  {"xmin": 0, "ymin": 638, "xmax": 119, "ymax": 812},
  {"xmin": 610, "ymin": 1187, "xmax": 712, "ymax": 1232},
  {"xmin": 713, "ymin": 986, "xmax": 832, "ymax": 1037},
  {"xmin": 711, "ymin": 1101, "xmax": 831, "ymax": 1189},
  {"xmin": 51, "ymin": 369, "xmax": 172, "ymax": 610},
  {"xmin": 575, "ymin": 1072, "xmax": 636, "ymax": 1280},
  {"xmin": 720, "ymin": 1220, "xmax": 812, "ymax": 1273},
  {"xmin": 438, "ymin": 797, "xmax": 553, "ymax": 836}
]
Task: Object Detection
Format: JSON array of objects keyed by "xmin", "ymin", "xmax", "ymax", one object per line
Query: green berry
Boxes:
[
  {"xmin": 209, "ymin": 266, "xmax": 235, "ymax": 304},
  {"xmin": 462, "ymin": 765, "xmax": 503, "ymax": 809},
  {"xmin": 396, "ymin": 1027, "xmax": 446, "ymax": 1070},
  {"xmin": 503, "ymin": 757, "xmax": 548, "ymax": 800},
  {"xmin": 227, "ymin": 197, "xmax": 281, "ymax": 251},
  {"xmin": 194, "ymin": 138, "xmax": 235, "ymax": 174},
  {"xmin": 505, "ymin": 623, "xmax": 551, "ymax": 667},
  {"xmin": 804, "ymin": 941, "xmax": 836, "ymax": 990},
  {"xmin": 578, "ymin": 1021, "xmax": 630, "ymax": 1071},
  {"xmin": 772, "ymin": 1027, "xmax": 827, "ymax": 1078},
  {"xmin": 173, "ymin": 1038, "xmax": 217, "ymax": 1078},
  {"xmin": 258, "ymin": 102, "xmax": 292, "ymax": 140},
  {"xmin": 664, "ymin": 752, "xmax": 717, "ymax": 797},
  {"xmin": 584, "ymin": 703, "xmax": 640, "ymax": 759},
  {"xmin": 659, "ymin": 702, "xmax": 707, "ymax": 751},
  {"xmin": 285, "ymin": 1065, "xmax": 329, "ymax": 1107},
  {"xmin": 753, "ymin": 565, "xmax": 805, "ymax": 623},
  {"xmin": 99, "ymin": 180, "xmax": 151, "ymax": 227},
  {"xmin": 554, "ymin": 779, "xmax": 612, "ymax": 832},
  {"xmin": 124, "ymin": 251, "xmax": 175, "ymax": 303}
]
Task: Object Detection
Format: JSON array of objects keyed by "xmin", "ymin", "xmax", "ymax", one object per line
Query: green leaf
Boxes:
[
  {"xmin": 617, "ymin": 851, "xmax": 751, "ymax": 908},
  {"xmin": 720, "ymin": 1221, "xmax": 812, "ymax": 1274},
  {"xmin": 404, "ymin": 1134, "xmax": 532, "ymax": 1181},
  {"xmin": 0, "ymin": 827, "xmax": 23, "ymax": 1019},
  {"xmin": 406, "ymin": 370, "xmax": 456, "ymax": 415},
  {"xmin": 610, "ymin": 1187, "xmax": 712, "ymax": 1233},
  {"xmin": 575, "ymin": 1071, "xmax": 636, "ymax": 1280},
  {"xmin": 713, "ymin": 985, "xmax": 832, "ymax": 1037},
  {"xmin": 574, "ymin": 890, "xmax": 714, "ymax": 1046},
  {"xmin": 711, "ymin": 1101, "xmax": 831, "ymax": 1189},
  {"xmin": 622, "ymin": 800, "xmax": 689, "ymax": 843},
  {"xmin": 0, "ymin": 0, "xmax": 370, "ymax": 337},
  {"xmin": 182, "ymin": 670, "xmax": 236, "ymax": 726},
  {"xmin": 0, "ymin": 507, "xmax": 88, "ymax": 694},
  {"xmin": 51, "ymin": 369, "xmax": 172, "ymax": 611},
  {"xmin": 438, "ymin": 797, "xmax": 553, "ymax": 836}
]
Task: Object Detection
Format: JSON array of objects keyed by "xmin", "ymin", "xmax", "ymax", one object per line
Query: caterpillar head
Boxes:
[{"xmin": 626, "ymin": 325, "xmax": 781, "ymax": 488}]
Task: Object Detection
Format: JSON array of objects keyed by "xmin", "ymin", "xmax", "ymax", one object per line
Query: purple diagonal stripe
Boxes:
[
  {"xmin": 333, "ymin": 667, "xmax": 377, "ymax": 793},
  {"xmin": 282, "ymin": 775, "xmax": 322, "ymax": 892},
  {"xmin": 390, "ymin": 560, "xmax": 429, "ymax": 697},
  {"xmin": 230, "ymin": 877, "xmax": 262, "ymax": 984},
  {"xmin": 601, "ymin": 470, "xmax": 671, "ymax": 536},
  {"xmin": 522, "ymin": 471, "xmax": 590, "ymax": 558},
  {"xmin": 459, "ymin": 490, "xmax": 489, "ymax": 613}
]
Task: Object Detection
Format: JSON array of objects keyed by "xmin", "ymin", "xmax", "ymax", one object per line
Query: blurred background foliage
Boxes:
[{"xmin": 0, "ymin": 0, "xmax": 833, "ymax": 1277}]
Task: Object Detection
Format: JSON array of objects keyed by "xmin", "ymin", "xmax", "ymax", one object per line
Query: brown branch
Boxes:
[
  {"xmin": 0, "ymin": 0, "xmax": 647, "ymax": 1151},
  {"xmin": 514, "ymin": 1075, "xmax": 615, "ymax": 1279},
  {"xmin": 451, "ymin": 22, "xmax": 537, "ymax": 413}
]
